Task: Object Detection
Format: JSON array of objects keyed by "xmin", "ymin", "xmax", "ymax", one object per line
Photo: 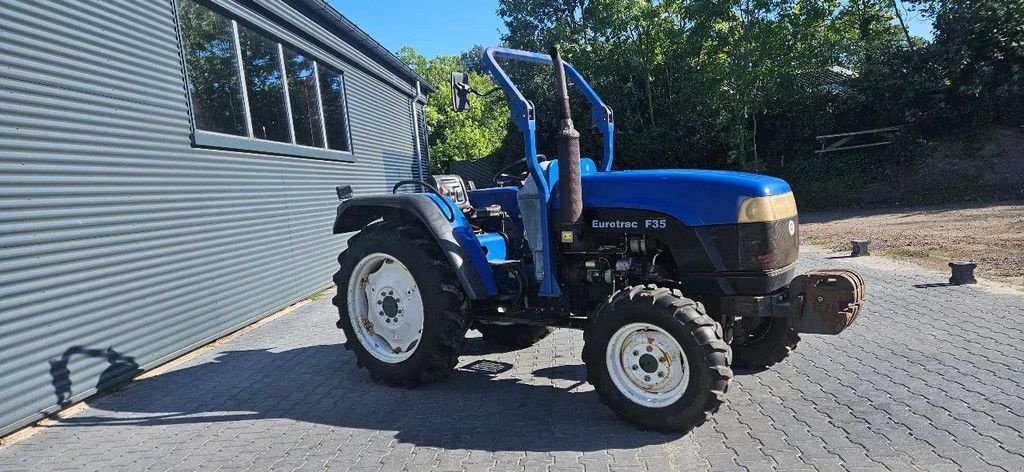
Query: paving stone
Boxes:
[{"xmin": 1, "ymin": 246, "xmax": 1023, "ymax": 471}]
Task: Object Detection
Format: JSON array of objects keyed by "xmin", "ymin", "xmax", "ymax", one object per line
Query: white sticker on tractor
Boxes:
[{"xmin": 788, "ymin": 220, "xmax": 796, "ymax": 236}]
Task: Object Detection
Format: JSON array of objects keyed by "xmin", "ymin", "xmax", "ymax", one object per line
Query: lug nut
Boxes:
[
  {"xmin": 631, "ymin": 365, "xmax": 639, "ymax": 371},
  {"xmin": 657, "ymin": 372, "xmax": 664, "ymax": 378},
  {"xmin": 646, "ymin": 346, "xmax": 653, "ymax": 353},
  {"xmin": 644, "ymin": 375, "xmax": 651, "ymax": 382},
  {"xmin": 632, "ymin": 350, "xmax": 639, "ymax": 356}
]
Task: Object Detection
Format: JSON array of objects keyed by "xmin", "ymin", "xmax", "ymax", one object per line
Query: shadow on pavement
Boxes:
[
  {"xmin": 53, "ymin": 344, "xmax": 679, "ymax": 451},
  {"xmin": 461, "ymin": 336, "xmax": 521, "ymax": 356},
  {"xmin": 913, "ymin": 282, "xmax": 955, "ymax": 289}
]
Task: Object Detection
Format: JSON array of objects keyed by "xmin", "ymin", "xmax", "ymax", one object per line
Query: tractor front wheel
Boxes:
[
  {"xmin": 583, "ymin": 285, "xmax": 733, "ymax": 432},
  {"xmin": 332, "ymin": 222, "xmax": 469, "ymax": 386}
]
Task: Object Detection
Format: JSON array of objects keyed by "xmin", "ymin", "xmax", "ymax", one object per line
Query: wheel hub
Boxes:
[
  {"xmin": 606, "ymin": 323, "xmax": 690, "ymax": 408},
  {"xmin": 638, "ymin": 353, "xmax": 659, "ymax": 373},
  {"xmin": 347, "ymin": 254, "xmax": 424, "ymax": 363},
  {"xmin": 379, "ymin": 293, "xmax": 401, "ymax": 320}
]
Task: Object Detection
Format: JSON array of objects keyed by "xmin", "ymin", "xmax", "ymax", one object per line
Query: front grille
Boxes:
[{"xmin": 708, "ymin": 217, "xmax": 800, "ymax": 271}]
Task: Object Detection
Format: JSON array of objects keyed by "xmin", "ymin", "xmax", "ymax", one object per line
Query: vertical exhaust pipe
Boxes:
[{"xmin": 550, "ymin": 45, "xmax": 582, "ymax": 228}]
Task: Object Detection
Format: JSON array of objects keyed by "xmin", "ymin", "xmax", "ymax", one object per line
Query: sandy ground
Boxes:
[{"xmin": 801, "ymin": 201, "xmax": 1024, "ymax": 289}]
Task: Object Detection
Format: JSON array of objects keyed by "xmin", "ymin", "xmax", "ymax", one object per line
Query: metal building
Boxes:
[{"xmin": 0, "ymin": 0, "xmax": 433, "ymax": 436}]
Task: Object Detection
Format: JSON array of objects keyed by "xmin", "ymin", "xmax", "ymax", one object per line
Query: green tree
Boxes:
[
  {"xmin": 496, "ymin": 0, "xmax": 911, "ymax": 169},
  {"xmin": 927, "ymin": 0, "xmax": 1024, "ymax": 126},
  {"xmin": 398, "ymin": 47, "xmax": 511, "ymax": 173}
]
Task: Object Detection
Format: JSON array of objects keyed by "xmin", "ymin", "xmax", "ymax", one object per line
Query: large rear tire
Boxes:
[
  {"xmin": 477, "ymin": 324, "xmax": 554, "ymax": 349},
  {"xmin": 730, "ymin": 317, "xmax": 800, "ymax": 369},
  {"xmin": 332, "ymin": 222, "xmax": 469, "ymax": 386},
  {"xmin": 583, "ymin": 285, "xmax": 733, "ymax": 433}
]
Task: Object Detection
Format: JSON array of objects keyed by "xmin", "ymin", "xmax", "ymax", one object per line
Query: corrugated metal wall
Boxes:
[{"xmin": 0, "ymin": 0, "xmax": 424, "ymax": 435}]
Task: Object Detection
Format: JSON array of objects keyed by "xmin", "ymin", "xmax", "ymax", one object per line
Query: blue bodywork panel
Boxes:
[
  {"xmin": 422, "ymin": 193, "xmax": 499, "ymax": 296},
  {"xmin": 546, "ymin": 157, "xmax": 599, "ymax": 177},
  {"xmin": 475, "ymin": 232, "xmax": 508, "ymax": 261},
  {"xmin": 467, "ymin": 186, "xmax": 522, "ymax": 228},
  {"xmin": 582, "ymin": 170, "xmax": 791, "ymax": 226},
  {"xmin": 478, "ymin": 46, "xmax": 796, "ymax": 298},
  {"xmin": 550, "ymin": 169, "xmax": 792, "ymax": 226}
]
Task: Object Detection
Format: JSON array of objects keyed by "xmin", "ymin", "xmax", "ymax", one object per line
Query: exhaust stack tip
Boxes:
[{"xmin": 549, "ymin": 45, "xmax": 574, "ymax": 127}]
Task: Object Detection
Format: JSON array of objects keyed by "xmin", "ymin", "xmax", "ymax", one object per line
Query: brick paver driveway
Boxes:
[{"xmin": 2, "ymin": 246, "xmax": 1024, "ymax": 471}]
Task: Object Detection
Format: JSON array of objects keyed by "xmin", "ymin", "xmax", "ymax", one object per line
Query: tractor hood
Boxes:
[{"xmin": 575, "ymin": 169, "xmax": 794, "ymax": 226}]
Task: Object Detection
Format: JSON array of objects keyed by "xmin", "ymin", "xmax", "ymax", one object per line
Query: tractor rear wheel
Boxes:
[
  {"xmin": 583, "ymin": 285, "xmax": 733, "ymax": 433},
  {"xmin": 730, "ymin": 318, "xmax": 800, "ymax": 369},
  {"xmin": 332, "ymin": 222, "xmax": 469, "ymax": 386},
  {"xmin": 477, "ymin": 324, "xmax": 554, "ymax": 349}
]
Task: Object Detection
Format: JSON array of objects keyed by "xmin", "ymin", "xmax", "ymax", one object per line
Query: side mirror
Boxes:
[{"xmin": 450, "ymin": 71, "xmax": 471, "ymax": 112}]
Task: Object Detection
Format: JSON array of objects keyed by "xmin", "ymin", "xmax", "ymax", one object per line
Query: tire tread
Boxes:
[{"xmin": 332, "ymin": 221, "xmax": 468, "ymax": 387}]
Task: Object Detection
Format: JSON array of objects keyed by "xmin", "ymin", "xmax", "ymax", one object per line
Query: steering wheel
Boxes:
[{"xmin": 493, "ymin": 155, "xmax": 545, "ymax": 187}]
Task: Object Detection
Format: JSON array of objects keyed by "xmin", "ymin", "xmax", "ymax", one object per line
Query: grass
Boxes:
[
  {"xmin": 803, "ymin": 235, "xmax": 831, "ymax": 246},
  {"xmin": 881, "ymin": 247, "xmax": 931, "ymax": 259},
  {"xmin": 307, "ymin": 286, "xmax": 335, "ymax": 301}
]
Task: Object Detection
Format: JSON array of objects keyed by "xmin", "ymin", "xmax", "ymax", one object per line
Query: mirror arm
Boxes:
[
  {"xmin": 471, "ymin": 87, "xmax": 502, "ymax": 97},
  {"xmin": 457, "ymin": 84, "xmax": 501, "ymax": 98}
]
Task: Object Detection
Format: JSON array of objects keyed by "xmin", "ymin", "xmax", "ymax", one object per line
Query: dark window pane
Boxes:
[
  {"xmin": 177, "ymin": 0, "xmax": 246, "ymax": 136},
  {"xmin": 238, "ymin": 26, "xmax": 289, "ymax": 143},
  {"xmin": 283, "ymin": 48, "xmax": 324, "ymax": 147},
  {"xmin": 317, "ymin": 64, "xmax": 351, "ymax": 152}
]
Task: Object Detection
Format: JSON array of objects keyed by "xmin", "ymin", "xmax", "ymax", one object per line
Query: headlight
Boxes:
[{"xmin": 737, "ymin": 192, "xmax": 798, "ymax": 223}]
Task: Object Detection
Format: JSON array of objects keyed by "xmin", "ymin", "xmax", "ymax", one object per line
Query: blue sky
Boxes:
[
  {"xmin": 329, "ymin": 1, "xmax": 933, "ymax": 59},
  {"xmin": 328, "ymin": 0, "xmax": 505, "ymax": 58}
]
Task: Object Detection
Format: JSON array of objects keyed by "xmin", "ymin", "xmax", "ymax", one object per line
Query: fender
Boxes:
[{"xmin": 333, "ymin": 193, "xmax": 498, "ymax": 299}]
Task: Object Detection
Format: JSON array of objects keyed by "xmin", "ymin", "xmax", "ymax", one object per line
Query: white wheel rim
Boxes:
[
  {"xmin": 606, "ymin": 322, "xmax": 690, "ymax": 408},
  {"xmin": 346, "ymin": 253, "xmax": 424, "ymax": 363}
]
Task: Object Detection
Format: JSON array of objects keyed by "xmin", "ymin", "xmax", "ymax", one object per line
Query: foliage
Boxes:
[
  {"xmin": 496, "ymin": 0, "xmax": 921, "ymax": 171},
  {"xmin": 403, "ymin": 0, "xmax": 1021, "ymax": 208},
  {"xmin": 398, "ymin": 47, "xmax": 511, "ymax": 173},
  {"xmin": 922, "ymin": 0, "xmax": 1024, "ymax": 127}
]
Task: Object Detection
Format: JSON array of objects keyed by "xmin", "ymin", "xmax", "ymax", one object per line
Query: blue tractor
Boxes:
[{"xmin": 331, "ymin": 47, "xmax": 865, "ymax": 432}]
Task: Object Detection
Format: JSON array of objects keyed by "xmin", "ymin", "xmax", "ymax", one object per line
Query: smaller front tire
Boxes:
[{"xmin": 583, "ymin": 285, "xmax": 733, "ymax": 433}]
